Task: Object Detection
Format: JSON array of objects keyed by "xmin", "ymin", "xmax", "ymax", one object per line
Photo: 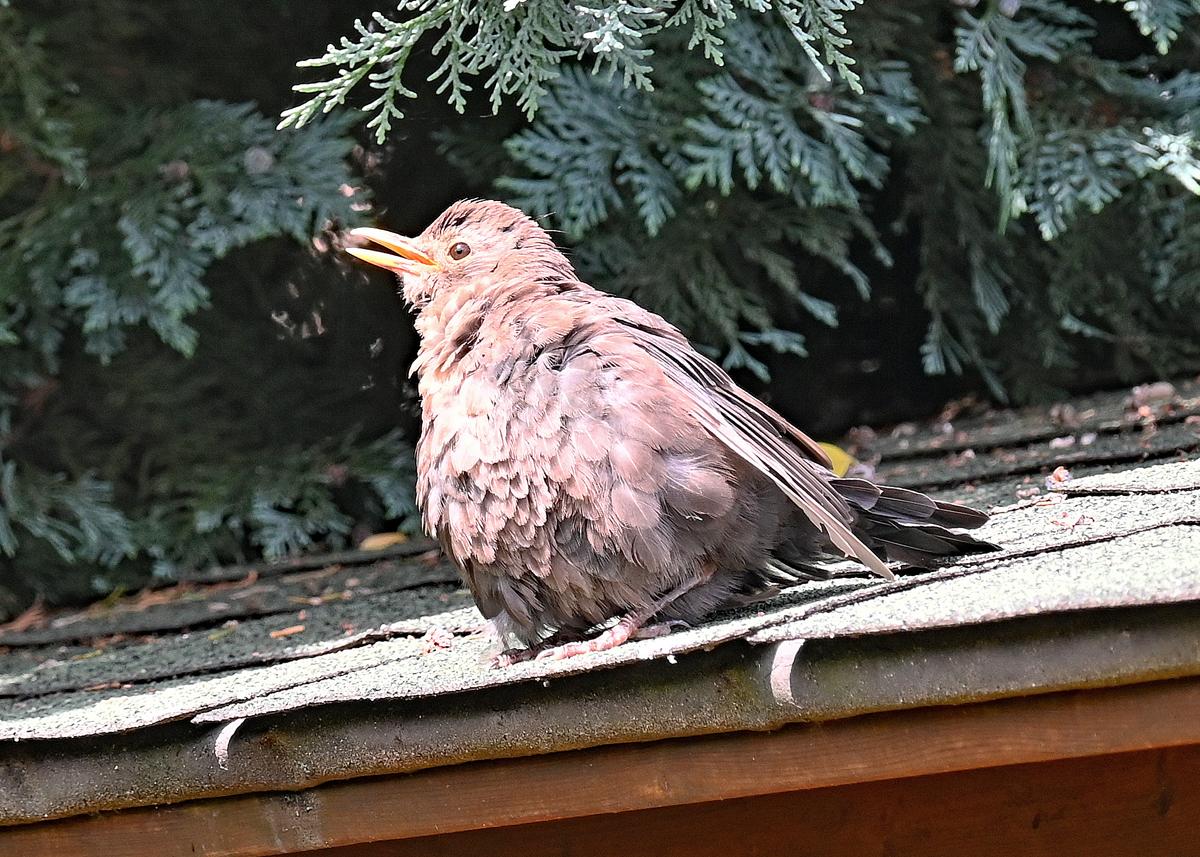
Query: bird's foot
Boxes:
[
  {"xmin": 490, "ymin": 628, "xmax": 586, "ymax": 667},
  {"xmin": 492, "ymin": 579, "xmax": 703, "ymax": 667},
  {"xmin": 491, "ymin": 647, "xmax": 536, "ymax": 668},
  {"xmin": 487, "ymin": 620, "xmax": 642, "ymax": 667},
  {"xmin": 532, "ymin": 614, "xmax": 642, "ymax": 662}
]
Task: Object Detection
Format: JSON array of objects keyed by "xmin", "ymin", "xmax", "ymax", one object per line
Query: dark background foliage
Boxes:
[{"xmin": 0, "ymin": 0, "xmax": 1196, "ymax": 618}]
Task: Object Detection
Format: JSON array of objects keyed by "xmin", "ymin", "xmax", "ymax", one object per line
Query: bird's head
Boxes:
[{"xmin": 347, "ymin": 199, "xmax": 575, "ymax": 310}]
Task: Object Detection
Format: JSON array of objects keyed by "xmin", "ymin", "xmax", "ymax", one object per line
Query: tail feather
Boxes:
[
  {"xmin": 831, "ymin": 479, "xmax": 996, "ymax": 568},
  {"xmin": 870, "ymin": 521, "xmax": 994, "ymax": 563},
  {"xmin": 932, "ymin": 499, "xmax": 989, "ymax": 528},
  {"xmin": 831, "ymin": 478, "xmax": 939, "ymax": 520}
]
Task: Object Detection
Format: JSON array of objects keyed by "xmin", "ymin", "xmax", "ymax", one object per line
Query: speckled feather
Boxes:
[{"xmin": 349, "ymin": 200, "xmax": 993, "ymax": 661}]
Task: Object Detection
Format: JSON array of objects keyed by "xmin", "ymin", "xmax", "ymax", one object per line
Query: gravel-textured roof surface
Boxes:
[{"xmin": 2, "ymin": 379, "xmax": 1198, "ymax": 824}]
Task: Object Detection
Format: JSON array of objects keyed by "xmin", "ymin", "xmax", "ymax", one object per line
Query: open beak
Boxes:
[{"xmin": 346, "ymin": 227, "xmax": 438, "ymax": 276}]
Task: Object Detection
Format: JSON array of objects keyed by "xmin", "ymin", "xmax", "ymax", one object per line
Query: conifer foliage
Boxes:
[
  {"xmin": 1, "ymin": 0, "xmax": 1198, "ymax": 616},
  {"xmin": 0, "ymin": 4, "xmax": 419, "ymax": 614},
  {"xmin": 292, "ymin": 0, "xmax": 1200, "ymax": 396}
]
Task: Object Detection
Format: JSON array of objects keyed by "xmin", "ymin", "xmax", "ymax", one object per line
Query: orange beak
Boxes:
[{"xmin": 346, "ymin": 227, "xmax": 438, "ymax": 276}]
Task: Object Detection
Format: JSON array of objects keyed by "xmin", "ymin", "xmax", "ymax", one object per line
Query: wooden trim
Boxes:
[
  {"xmin": 4, "ymin": 675, "xmax": 1200, "ymax": 856},
  {"xmin": 316, "ymin": 743, "xmax": 1200, "ymax": 857}
]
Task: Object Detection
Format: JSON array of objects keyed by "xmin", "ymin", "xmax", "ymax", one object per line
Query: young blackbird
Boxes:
[{"xmin": 348, "ymin": 200, "xmax": 993, "ymax": 665}]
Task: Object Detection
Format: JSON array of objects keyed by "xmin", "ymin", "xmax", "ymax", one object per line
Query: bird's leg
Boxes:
[{"xmin": 531, "ymin": 578, "xmax": 703, "ymax": 662}]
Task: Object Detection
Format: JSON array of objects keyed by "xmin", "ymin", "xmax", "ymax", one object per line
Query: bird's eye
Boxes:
[{"xmin": 448, "ymin": 241, "xmax": 471, "ymax": 260}]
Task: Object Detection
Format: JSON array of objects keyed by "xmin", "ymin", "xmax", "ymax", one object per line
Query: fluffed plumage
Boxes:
[{"xmin": 348, "ymin": 200, "xmax": 994, "ymax": 665}]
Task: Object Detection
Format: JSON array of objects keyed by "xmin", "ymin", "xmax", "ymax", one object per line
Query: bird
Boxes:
[{"xmin": 347, "ymin": 199, "xmax": 994, "ymax": 666}]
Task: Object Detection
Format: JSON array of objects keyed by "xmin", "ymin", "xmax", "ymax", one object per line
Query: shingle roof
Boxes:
[{"xmin": 2, "ymin": 379, "xmax": 1199, "ymax": 826}]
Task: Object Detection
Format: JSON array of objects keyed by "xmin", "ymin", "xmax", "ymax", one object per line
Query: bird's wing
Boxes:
[{"xmin": 612, "ymin": 315, "xmax": 892, "ymax": 579}]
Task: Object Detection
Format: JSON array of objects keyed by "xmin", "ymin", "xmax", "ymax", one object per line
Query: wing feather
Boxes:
[{"xmin": 616, "ymin": 318, "xmax": 892, "ymax": 579}]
